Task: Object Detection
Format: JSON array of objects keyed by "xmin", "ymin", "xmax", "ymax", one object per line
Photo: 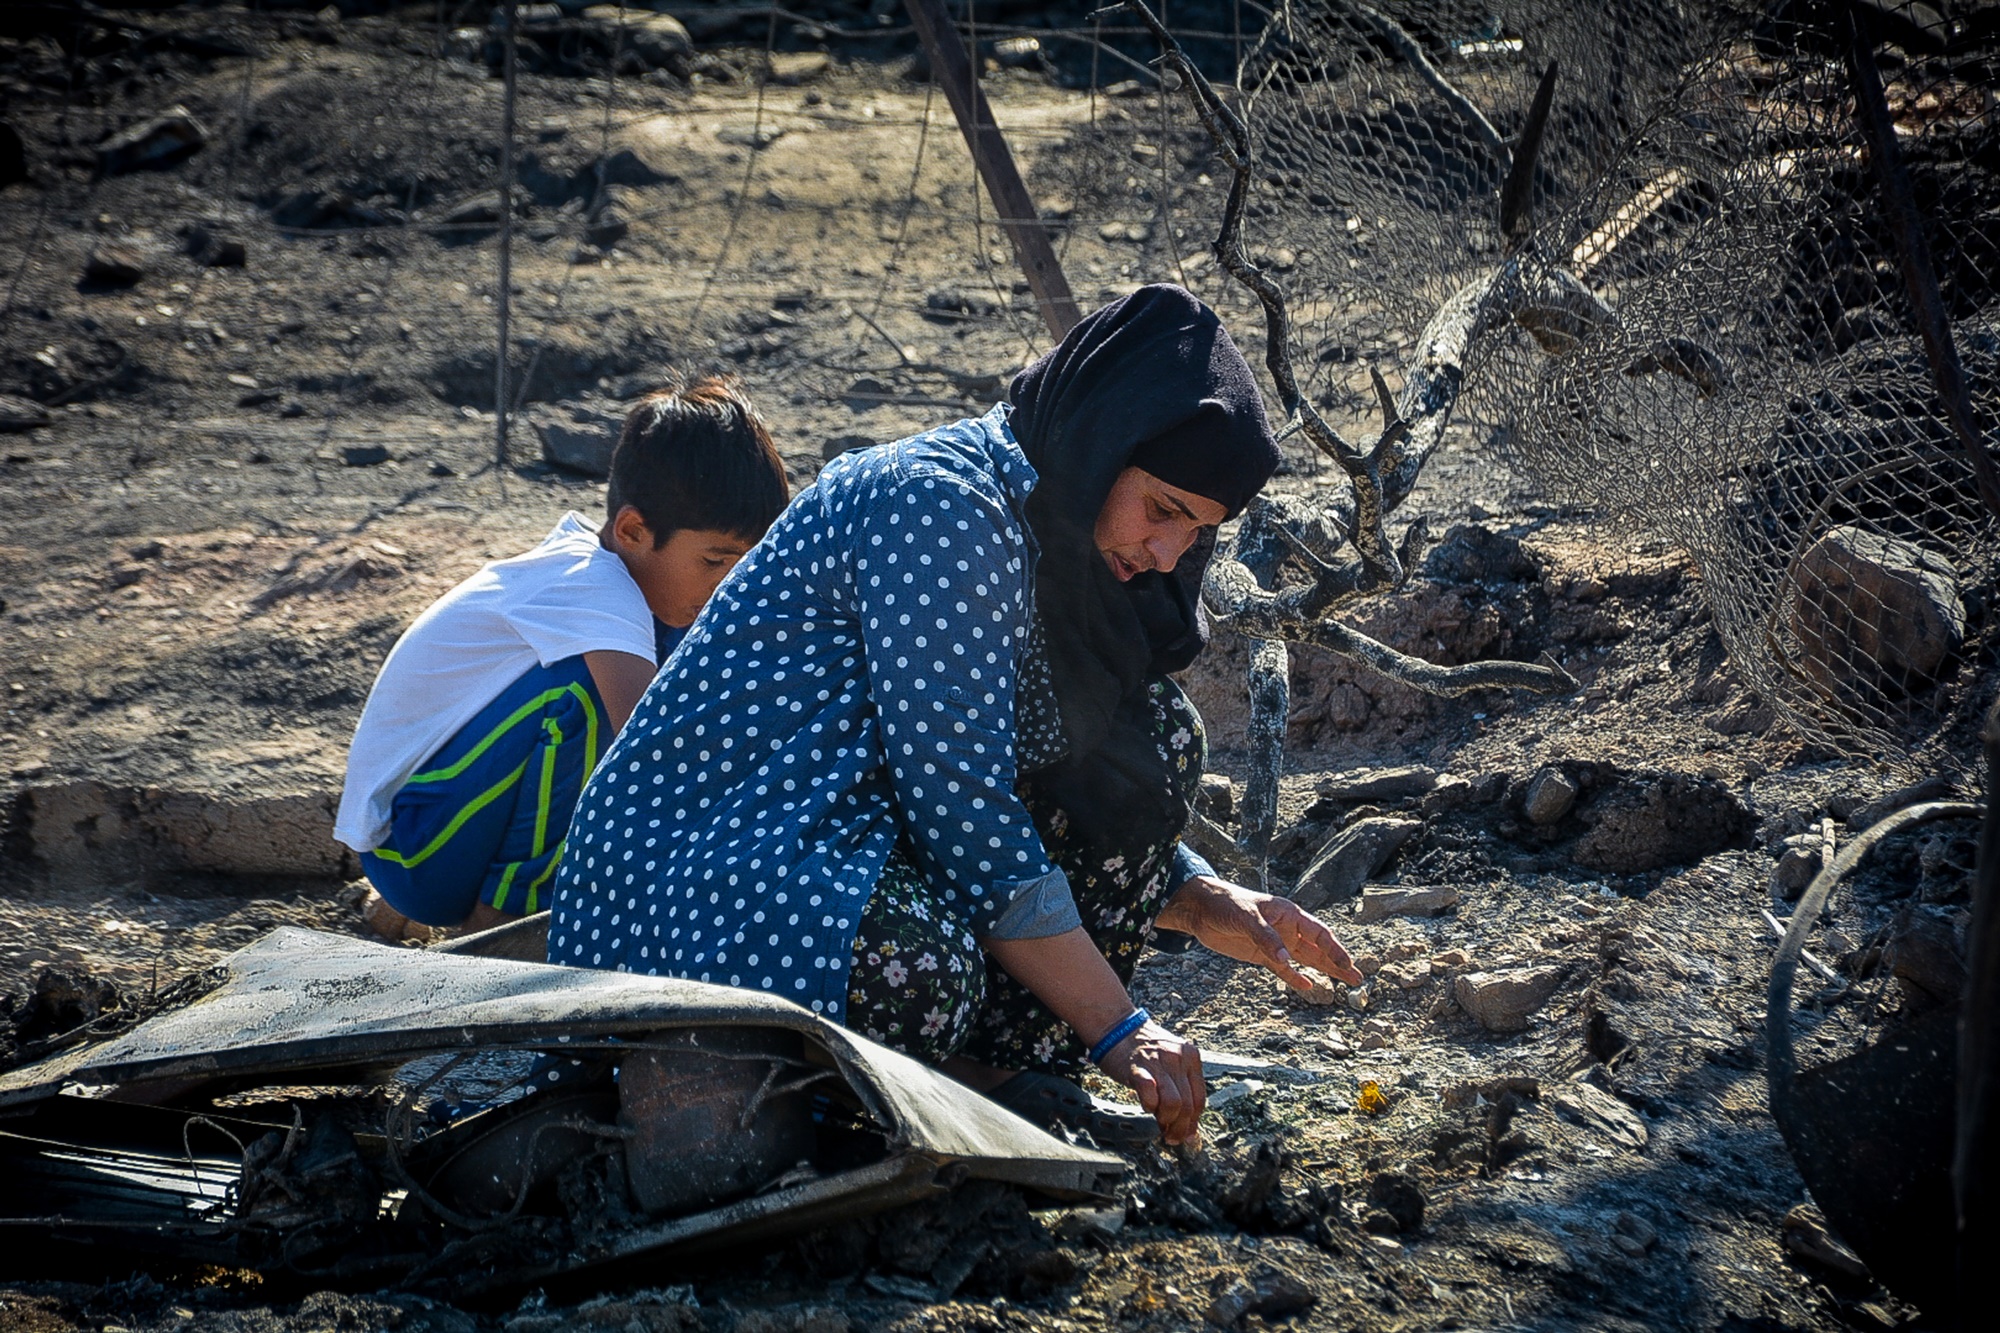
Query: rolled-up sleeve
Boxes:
[
  {"xmin": 1171, "ymin": 842, "xmax": 1215, "ymax": 889},
  {"xmin": 854, "ymin": 467, "xmax": 1059, "ymax": 938},
  {"xmin": 985, "ymin": 864, "xmax": 1082, "ymax": 939}
]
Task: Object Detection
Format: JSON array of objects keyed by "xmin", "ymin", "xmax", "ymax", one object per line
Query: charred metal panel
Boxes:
[{"xmin": 0, "ymin": 927, "xmax": 1122, "ymax": 1291}]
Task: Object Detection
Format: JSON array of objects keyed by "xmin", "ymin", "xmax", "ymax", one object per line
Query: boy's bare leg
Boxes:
[
  {"xmin": 457, "ymin": 902, "xmax": 520, "ymax": 934},
  {"xmin": 360, "ymin": 886, "xmax": 434, "ymax": 943},
  {"xmin": 359, "ymin": 890, "xmax": 517, "ymax": 943}
]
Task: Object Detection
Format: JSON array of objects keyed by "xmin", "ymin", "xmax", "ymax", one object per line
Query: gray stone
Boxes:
[
  {"xmin": 1608, "ymin": 1208, "xmax": 1656, "ymax": 1248},
  {"xmin": 1293, "ymin": 816, "xmax": 1423, "ymax": 910},
  {"xmin": 1549, "ymin": 1081, "xmax": 1648, "ymax": 1149},
  {"xmin": 1316, "ymin": 765, "xmax": 1438, "ymax": 803},
  {"xmin": 533, "ymin": 405, "xmax": 622, "ymax": 477},
  {"xmin": 1454, "ymin": 966, "xmax": 1565, "ymax": 1033},
  {"xmin": 273, "ymin": 189, "xmax": 379, "ymax": 231},
  {"xmin": 18, "ymin": 781, "xmax": 357, "ymax": 883},
  {"xmin": 1707, "ymin": 696, "xmax": 1774, "ymax": 736},
  {"xmin": 1420, "ymin": 774, "xmax": 1473, "ymax": 815},
  {"xmin": 1789, "ymin": 524, "xmax": 1965, "ymax": 695},
  {"xmin": 1885, "ymin": 908, "xmax": 1965, "ymax": 1005},
  {"xmin": 594, "ymin": 146, "xmax": 675, "ymax": 191},
  {"xmin": 717, "ymin": 123, "xmax": 786, "ymax": 150},
  {"xmin": 993, "ymin": 36, "xmax": 1043, "ymax": 68},
  {"xmin": 1207, "ymin": 1269, "xmax": 1315, "ymax": 1326},
  {"xmin": 1197, "ymin": 772, "xmax": 1234, "ymax": 820},
  {"xmin": 1052, "ymin": 1206, "xmax": 1126, "ymax": 1245},
  {"xmin": 1424, "ymin": 523, "xmax": 1536, "ymax": 583},
  {"xmin": 1522, "ymin": 766, "xmax": 1577, "ymax": 825},
  {"xmin": 97, "ymin": 106, "xmax": 206, "ymax": 174},
  {"xmin": 438, "ymin": 192, "xmax": 505, "ymax": 228},
  {"xmin": 583, "ymin": 204, "xmax": 628, "ymax": 249},
  {"xmin": 187, "ymin": 224, "xmax": 247, "ymax": 268},
  {"xmin": 1783, "ymin": 1204, "xmax": 1870, "ymax": 1279},
  {"xmin": 1365, "ymin": 1171, "xmax": 1426, "ymax": 1232},
  {"xmin": 1571, "ymin": 771, "xmax": 1753, "ymax": 874},
  {"xmin": 1376, "ymin": 960, "xmax": 1431, "ymax": 989},
  {"xmin": 0, "ymin": 393, "xmax": 50, "ymax": 433},
  {"xmin": 341, "ymin": 444, "xmax": 391, "ymax": 467},
  {"xmin": 1354, "ymin": 884, "xmax": 1461, "ymax": 923},
  {"xmin": 766, "ymin": 51, "xmax": 831, "ymax": 85},
  {"xmin": 1358, "ymin": 1019, "xmax": 1396, "ymax": 1051},
  {"xmin": 603, "ymin": 11, "xmax": 694, "ymax": 68},
  {"xmin": 82, "ymin": 241, "xmax": 145, "ymax": 287},
  {"xmin": 1613, "ymin": 1211, "xmax": 1658, "ymax": 1253},
  {"xmin": 924, "ymin": 287, "xmax": 1001, "ymax": 320},
  {"xmin": 1770, "ymin": 839, "xmax": 1823, "ymax": 899}
]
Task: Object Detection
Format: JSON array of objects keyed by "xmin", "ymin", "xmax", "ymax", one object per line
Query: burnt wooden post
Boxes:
[
  {"xmin": 904, "ymin": 0, "xmax": 1081, "ymax": 339},
  {"xmin": 1842, "ymin": 8, "xmax": 2000, "ymax": 520},
  {"xmin": 496, "ymin": 0, "xmax": 519, "ymax": 468},
  {"xmin": 1963, "ymin": 696, "xmax": 2000, "ymax": 1317}
]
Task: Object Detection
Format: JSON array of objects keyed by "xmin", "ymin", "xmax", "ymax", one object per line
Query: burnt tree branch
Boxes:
[
  {"xmin": 1124, "ymin": 0, "xmax": 1582, "ymax": 865},
  {"xmin": 1357, "ymin": 4, "xmax": 1509, "ymax": 165}
]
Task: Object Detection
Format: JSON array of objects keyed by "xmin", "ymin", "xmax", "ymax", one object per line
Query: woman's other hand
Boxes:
[
  {"xmin": 1155, "ymin": 875, "xmax": 1365, "ymax": 991},
  {"xmin": 984, "ymin": 928, "xmax": 1208, "ymax": 1145},
  {"xmin": 1097, "ymin": 1017, "xmax": 1206, "ymax": 1145}
]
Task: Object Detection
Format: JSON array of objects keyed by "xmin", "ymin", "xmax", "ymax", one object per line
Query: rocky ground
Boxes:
[{"xmin": 0, "ymin": 4, "xmax": 1987, "ymax": 1332}]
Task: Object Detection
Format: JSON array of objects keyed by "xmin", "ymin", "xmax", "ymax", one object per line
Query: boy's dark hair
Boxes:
[{"xmin": 607, "ymin": 375, "xmax": 789, "ymax": 546}]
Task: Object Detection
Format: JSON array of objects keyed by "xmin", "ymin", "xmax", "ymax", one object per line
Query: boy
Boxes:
[{"xmin": 335, "ymin": 375, "xmax": 790, "ymax": 936}]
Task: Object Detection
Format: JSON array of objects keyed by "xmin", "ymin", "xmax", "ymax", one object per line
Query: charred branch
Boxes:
[
  {"xmin": 1125, "ymin": 0, "xmax": 1584, "ymax": 860},
  {"xmin": 1501, "ymin": 61, "xmax": 1560, "ymax": 249},
  {"xmin": 1119, "ymin": 0, "xmax": 1386, "ymax": 569},
  {"xmin": 1300, "ymin": 624, "xmax": 1576, "ymax": 696},
  {"xmin": 1355, "ymin": 5, "xmax": 1509, "ymax": 166},
  {"xmin": 1239, "ymin": 636, "xmax": 1290, "ymax": 880}
]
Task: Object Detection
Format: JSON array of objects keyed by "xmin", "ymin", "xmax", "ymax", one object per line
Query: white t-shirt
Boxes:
[{"xmin": 335, "ymin": 512, "xmax": 657, "ymax": 853}]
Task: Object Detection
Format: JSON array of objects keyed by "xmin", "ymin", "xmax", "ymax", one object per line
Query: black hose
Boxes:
[{"xmin": 1766, "ymin": 800, "xmax": 1981, "ymax": 1125}]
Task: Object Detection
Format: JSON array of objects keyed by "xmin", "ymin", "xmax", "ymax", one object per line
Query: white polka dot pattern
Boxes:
[{"xmin": 549, "ymin": 406, "xmax": 1059, "ymax": 1022}]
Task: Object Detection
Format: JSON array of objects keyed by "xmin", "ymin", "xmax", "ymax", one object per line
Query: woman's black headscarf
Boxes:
[{"xmin": 1007, "ymin": 283, "xmax": 1278, "ymax": 849}]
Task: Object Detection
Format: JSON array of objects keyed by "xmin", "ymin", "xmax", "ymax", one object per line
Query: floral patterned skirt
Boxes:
[{"xmin": 845, "ymin": 676, "xmax": 1204, "ymax": 1075}]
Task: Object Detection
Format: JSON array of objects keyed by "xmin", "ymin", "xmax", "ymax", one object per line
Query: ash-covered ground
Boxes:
[{"xmin": 0, "ymin": 4, "xmax": 1982, "ymax": 1331}]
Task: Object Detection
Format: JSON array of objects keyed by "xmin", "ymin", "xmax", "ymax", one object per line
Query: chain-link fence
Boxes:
[{"xmin": 1137, "ymin": 0, "xmax": 1999, "ymax": 778}]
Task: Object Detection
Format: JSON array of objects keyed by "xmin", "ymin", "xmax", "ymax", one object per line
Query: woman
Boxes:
[{"xmin": 550, "ymin": 285, "xmax": 1361, "ymax": 1145}]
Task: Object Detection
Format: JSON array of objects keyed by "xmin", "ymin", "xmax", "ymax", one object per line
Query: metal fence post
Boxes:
[{"xmin": 496, "ymin": 0, "xmax": 519, "ymax": 470}]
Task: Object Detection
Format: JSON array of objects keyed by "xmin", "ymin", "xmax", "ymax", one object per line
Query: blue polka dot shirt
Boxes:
[{"xmin": 549, "ymin": 405, "xmax": 1066, "ymax": 1020}]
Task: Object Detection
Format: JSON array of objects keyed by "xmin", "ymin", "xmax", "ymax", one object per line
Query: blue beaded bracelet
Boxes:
[{"xmin": 1087, "ymin": 1007, "xmax": 1151, "ymax": 1066}]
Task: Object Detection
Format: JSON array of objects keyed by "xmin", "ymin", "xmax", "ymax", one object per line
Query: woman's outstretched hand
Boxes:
[
  {"xmin": 1154, "ymin": 875, "xmax": 1365, "ymax": 991},
  {"xmin": 1097, "ymin": 1017, "xmax": 1205, "ymax": 1146}
]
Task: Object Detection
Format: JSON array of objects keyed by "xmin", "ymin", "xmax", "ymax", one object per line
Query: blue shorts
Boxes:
[{"xmin": 362, "ymin": 655, "xmax": 608, "ymax": 926}]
